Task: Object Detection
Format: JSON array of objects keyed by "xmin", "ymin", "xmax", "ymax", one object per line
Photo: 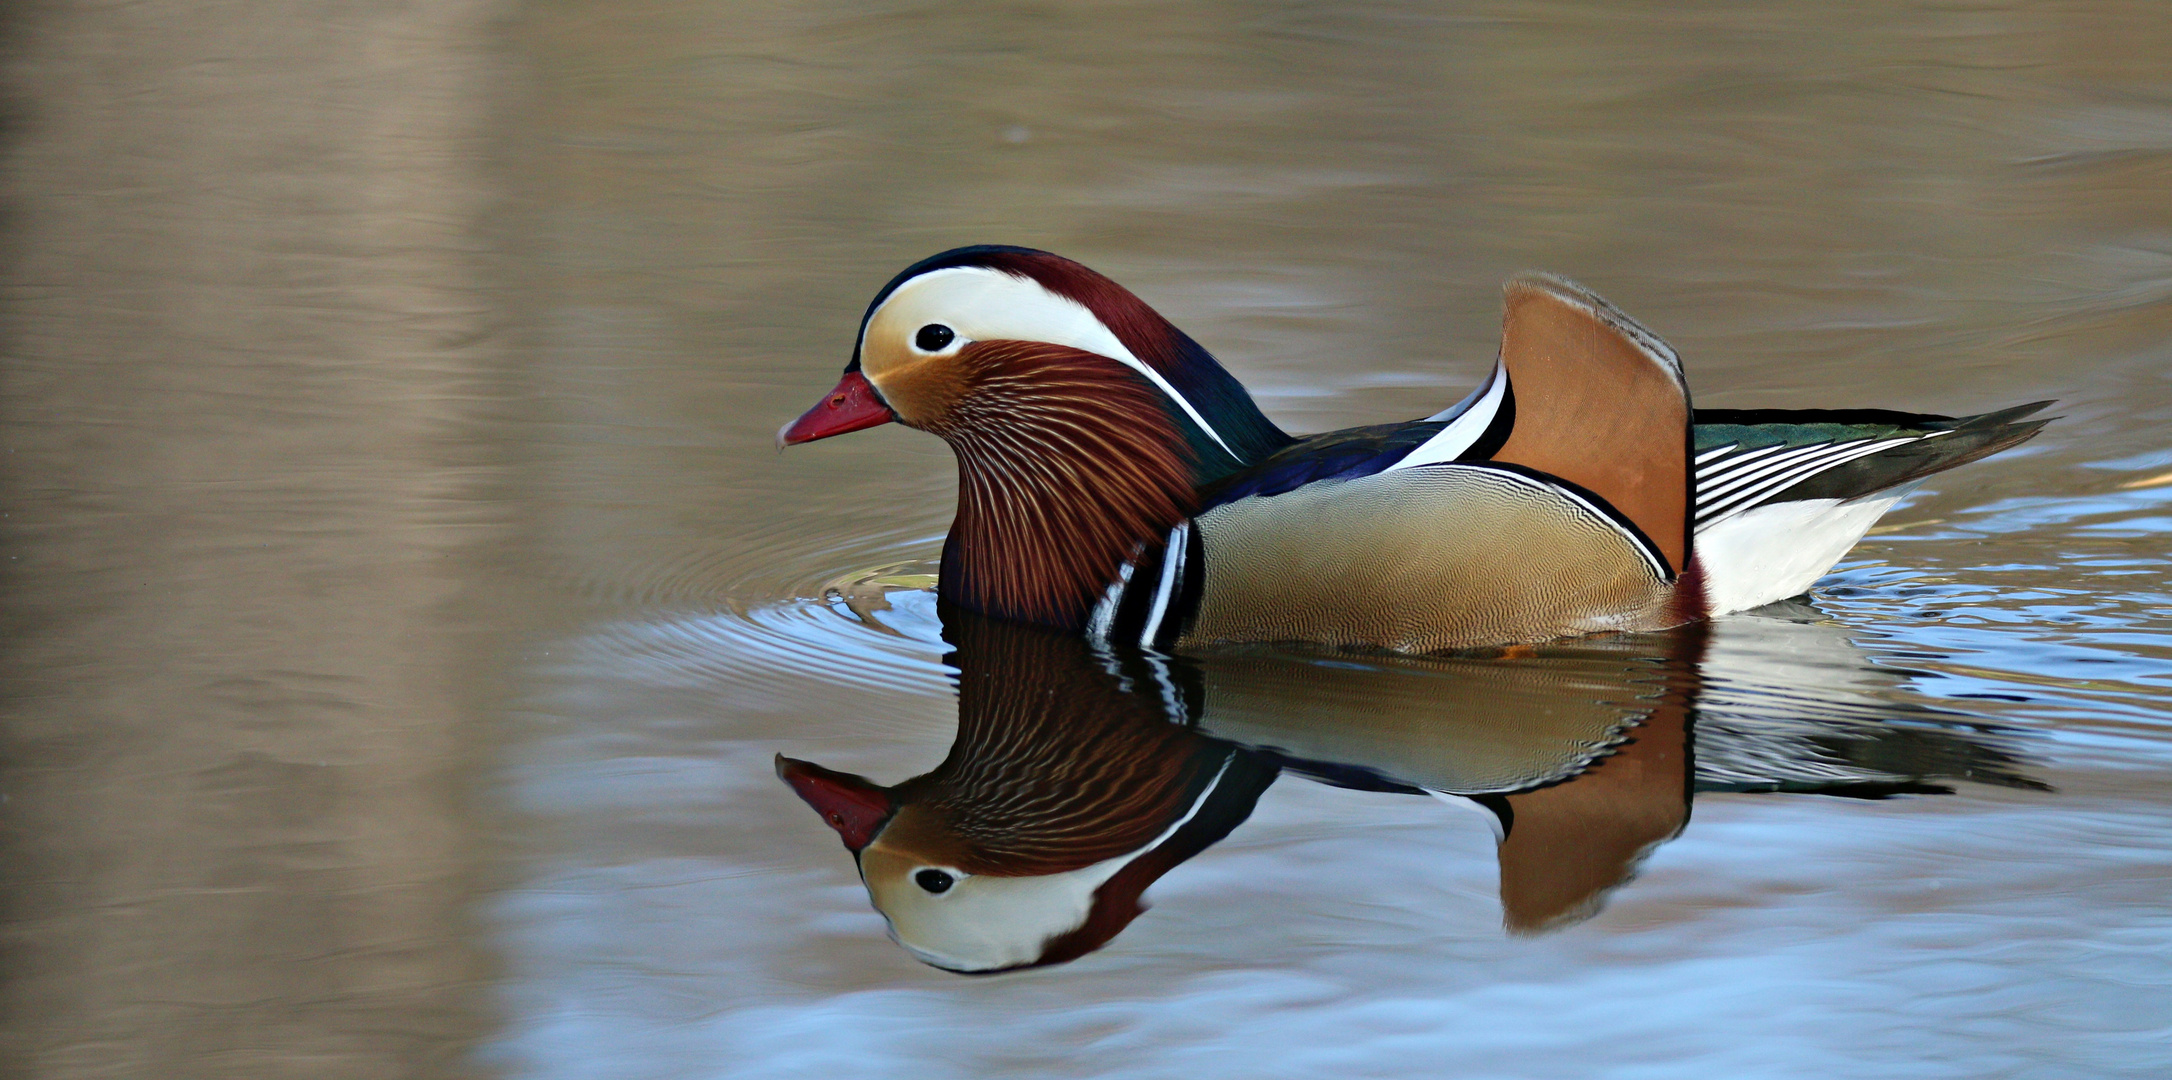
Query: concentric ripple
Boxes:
[{"xmin": 542, "ymin": 528, "xmax": 956, "ymax": 740}]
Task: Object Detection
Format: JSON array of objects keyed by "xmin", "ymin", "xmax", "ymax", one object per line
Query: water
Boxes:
[{"xmin": 4, "ymin": 1, "xmax": 2170, "ymax": 1076}]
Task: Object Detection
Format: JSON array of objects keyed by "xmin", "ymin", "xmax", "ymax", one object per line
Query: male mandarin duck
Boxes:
[
  {"xmin": 775, "ymin": 611, "xmax": 1670, "ymax": 970},
  {"xmin": 779, "ymin": 611, "xmax": 2046, "ymax": 970},
  {"xmin": 782, "ymin": 245, "xmax": 2049, "ymax": 652},
  {"xmin": 773, "ymin": 610, "xmax": 1669, "ymax": 971},
  {"xmin": 778, "ymin": 615, "xmax": 1281, "ymax": 973}
]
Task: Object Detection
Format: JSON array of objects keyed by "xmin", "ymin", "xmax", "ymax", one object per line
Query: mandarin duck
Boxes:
[
  {"xmin": 782, "ymin": 610, "xmax": 2042, "ymax": 966},
  {"xmin": 783, "ymin": 246, "xmax": 2050, "ymax": 653},
  {"xmin": 1192, "ymin": 610, "xmax": 2042, "ymax": 931},
  {"xmin": 1191, "ymin": 631, "xmax": 1701, "ymax": 934},
  {"xmin": 775, "ymin": 608, "xmax": 1660, "ymax": 969},
  {"xmin": 777, "ymin": 613, "xmax": 1280, "ymax": 974}
]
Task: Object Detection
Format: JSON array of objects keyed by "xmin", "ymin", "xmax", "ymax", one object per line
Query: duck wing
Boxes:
[
  {"xmin": 1259, "ymin": 274, "xmax": 1695, "ymax": 579},
  {"xmin": 1690, "ymin": 402, "xmax": 2052, "ymax": 529},
  {"xmin": 1482, "ymin": 274, "xmax": 1693, "ymax": 578},
  {"xmin": 1205, "ymin": 273, "xmax": 1696, "ymax": 580},
  {"xmin": 1089, "ymin": 276, "xmax": 1699, "ymax": 653}
]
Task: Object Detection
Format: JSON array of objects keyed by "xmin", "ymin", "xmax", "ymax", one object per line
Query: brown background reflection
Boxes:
[{"xmin": 1, "ymin": 3, "xmax": 511, "ymax": 1076}]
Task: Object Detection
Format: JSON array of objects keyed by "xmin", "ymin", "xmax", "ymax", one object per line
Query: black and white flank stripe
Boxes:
[{"xmin": 1086, "ymin": 522, "xmax": 1204, "ymax": 651}]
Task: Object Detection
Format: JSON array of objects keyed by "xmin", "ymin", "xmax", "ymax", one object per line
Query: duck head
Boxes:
[
  {"xmin": 781, "ymin": 247, "xmax": 1291, "ymax": 629},
  {"xmin": 777, "ymin": 614, "xmax": 1280, "ymax": 973}
]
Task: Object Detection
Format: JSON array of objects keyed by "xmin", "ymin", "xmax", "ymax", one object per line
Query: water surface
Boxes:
[{"xmin": 4, "ymin": 1, "xmax": 2170, "ymax": 1077}]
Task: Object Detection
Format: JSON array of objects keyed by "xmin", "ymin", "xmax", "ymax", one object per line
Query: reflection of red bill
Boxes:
[
  {"xmin": 776, "ymin": 755, "xmax": 894, "ymax": 852},
  {"xmin": 778, "ymin": 370, "xmax": 894, "ymax": 446}
]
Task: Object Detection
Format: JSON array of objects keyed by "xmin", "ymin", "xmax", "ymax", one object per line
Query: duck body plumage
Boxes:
[{"xmin": 783, "ymin": 246, "xmax": 2048, "ymax": 652}]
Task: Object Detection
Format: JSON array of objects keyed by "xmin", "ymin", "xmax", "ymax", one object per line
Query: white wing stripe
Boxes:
[
  {"xmin": 1390, "ymin": 364, "xmax": 1509, "ymax": 472},
  {"xmin": 1711, "ymin": 436, "xmax": 1920, "ymax": 510},
  {"xmin": 1713, "ymin": 437, "xmax": 1918, "ymax": 507},
  {"xmin": 1699, "ymin": 441, "xmax": 1891, "ymax": 521},
  {"xmin": 1701, "ymin": 446, "xmax": 1885, "ymax": 521},
  {"xmin": 1698, "ymin": 437, "xmax": 1927, "ymax": 524},
  {"xmin": 1695, "ymin": 443, "xmax": 1741, "ymax": 466},
  {"xmin": 1139, "ymin": 523, "xmax": 1189, "ymax": 646},
  {"xmin": 1422, "ymin": 363, "xmax": 1496, "ymax": 422},
  {"xmin": 1693, "ymin": 441, "xmax": 1796, "ymax": 483},
  {"xmin": 1694, "ymin": 438, "xmax": 1850, "ymax": 493},
  {"xmin": 1696, "ymin": 441, "xmax": 1863, "ymax": 505}
]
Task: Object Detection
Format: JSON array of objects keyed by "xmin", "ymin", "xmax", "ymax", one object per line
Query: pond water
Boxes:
[{"xmin": 4, "ymin": 1, "xmax": 2170, "ymax": 1077}]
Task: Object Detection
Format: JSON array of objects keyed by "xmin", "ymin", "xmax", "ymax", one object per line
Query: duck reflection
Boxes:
[
  {"xmin": 780, "ymin": 604, "xmax": 2042, "ymax": 971},
  {"xmin": 777, "ymin": 615, "xmax": 1279, "ymax": 973},
  {"xmin": 1190, "ymin": 635, "xmax": 1699, "ymax": 934}
]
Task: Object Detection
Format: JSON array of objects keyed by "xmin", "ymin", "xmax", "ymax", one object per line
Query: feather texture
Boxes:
[
  {"xmin": 809, "ymin": 246, "xmax": 2050, "ymax": 651},
  {"xmin": 930, "ymin": 341, "xmax": 1201, "ymax": 629},
  {"xmin": 1691, "ymin": 404, "xmax": 2051, "ymax": 527},
  {"xmin": 892, "ymin": 616, "xmax": 1258, "ymax": 877},
  {"xmin": 853, "ymin": 246, "xmax": 1292, "ymax": 472}
]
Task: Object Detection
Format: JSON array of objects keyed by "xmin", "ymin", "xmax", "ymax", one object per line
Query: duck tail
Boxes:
[
  {"xmin": 1692, "ymin": 401, "xmax": 2053, "ymax": 512},
  {"xmin": 1688, "ymin": 401, "xmax": 2053, "ymax": 614}
]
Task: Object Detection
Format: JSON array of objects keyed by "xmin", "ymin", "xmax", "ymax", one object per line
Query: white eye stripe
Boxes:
[
  {"xmin": 876, "ymin": 755, "xmax": 1236, "ymax": 973},
  {"xmin": 865, "ymin": 266, "xmax": 1242, "ymax": 460}
]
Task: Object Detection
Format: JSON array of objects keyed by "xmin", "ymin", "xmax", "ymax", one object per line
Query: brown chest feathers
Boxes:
[
  {"xmin": 892, "ymin": 616, "xmax": 1222, "ymax": 876},
  {"xmin": 924, "ymin": 341, "xmax": 1199, "ymax": 629}
]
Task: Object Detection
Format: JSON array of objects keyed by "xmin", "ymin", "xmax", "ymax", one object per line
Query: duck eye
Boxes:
[
  {"xmin": 914, "ymin": 868, "xmax": 955, "ymax": 894},
  {"xmin": 914, "ymin": 324, "xmax": 956, "ymax": 352}
]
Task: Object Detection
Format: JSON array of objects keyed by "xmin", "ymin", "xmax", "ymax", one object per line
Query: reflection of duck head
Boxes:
[{"xmin": 778, "ymin": 614, "xmax": 1278, "ymax": 972}]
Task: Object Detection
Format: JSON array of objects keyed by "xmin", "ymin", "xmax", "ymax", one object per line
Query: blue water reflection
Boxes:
[{"xmin": 485, "ymin": 535, "xmax": 2171, "ymax": 1075}]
